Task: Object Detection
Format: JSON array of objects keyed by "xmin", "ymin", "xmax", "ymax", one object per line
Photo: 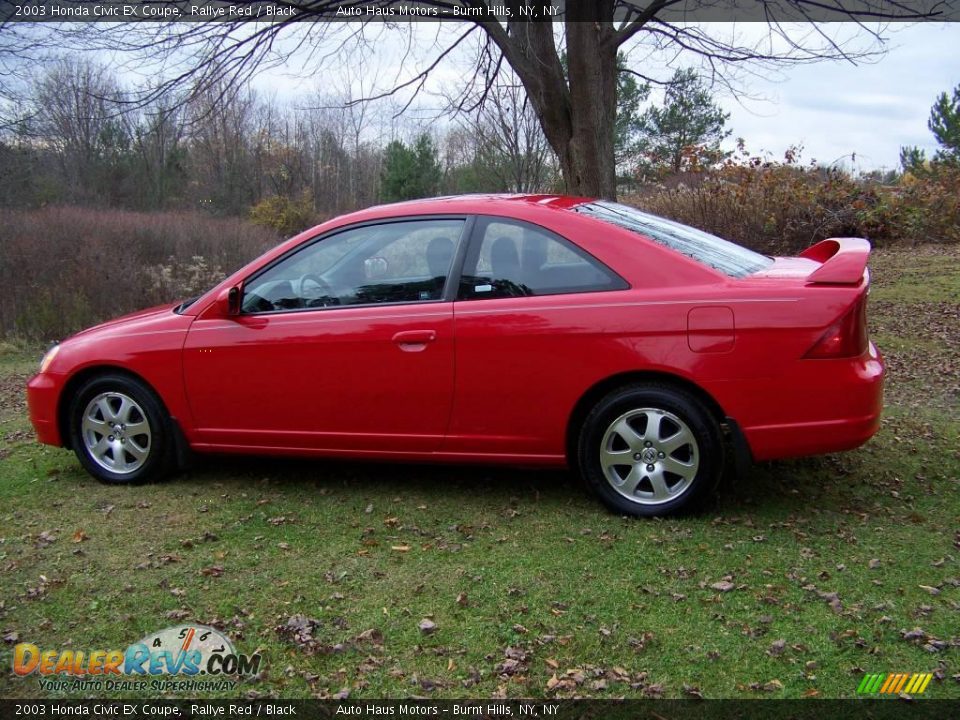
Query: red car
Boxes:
[{"xmin": 27, "ymin": 195, "xmax": 884, "ymax": 517}]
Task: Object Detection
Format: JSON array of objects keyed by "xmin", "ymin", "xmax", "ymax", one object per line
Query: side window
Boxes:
[
  {"xmin": 458, "ymin": 219, "xmax": 626, "ymax": 300},
  {"xmin": 242, "ymin": 219, "xmax": 464, "ymax": 313}
]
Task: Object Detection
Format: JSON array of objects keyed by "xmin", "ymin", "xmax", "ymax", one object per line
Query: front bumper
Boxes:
[{"xmin": 27, "ymin": 372, "xmax": 64, "ymax": 447}]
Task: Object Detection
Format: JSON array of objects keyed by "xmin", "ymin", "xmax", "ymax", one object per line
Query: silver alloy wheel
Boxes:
[
  {"xmin": 599, "ymin": 407, "xmax": 699, "ymax": 506},
  {"xmin": 81, "ymin": 392, "xmax": 152, "ymax": 475}
]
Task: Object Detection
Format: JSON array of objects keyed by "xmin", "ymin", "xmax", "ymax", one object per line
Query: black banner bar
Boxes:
[
  {"xmin": 0, "ymin": 0, "xmax": 958, "ymax": 24},
  {"xmin": 1, "ymin": 699, "xmax": 960, "ymax": 720}
]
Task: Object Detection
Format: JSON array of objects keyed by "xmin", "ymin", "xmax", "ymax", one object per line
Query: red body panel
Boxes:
[{"xmin": 27, "ymin": 194, "xmax": 884, "ymax": 469}]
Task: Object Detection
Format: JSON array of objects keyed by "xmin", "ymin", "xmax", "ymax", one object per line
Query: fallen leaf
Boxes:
[
  {"xmin": 355, "ymin": 628, "xmax": 383, "ymax": 645},
  {"xmin": 71, "ymin": 530, "xmax": 88, "ymax": 543},
  {"xmin": 711, "ymin": 580, "xmax": 735, "ymax": 592}
]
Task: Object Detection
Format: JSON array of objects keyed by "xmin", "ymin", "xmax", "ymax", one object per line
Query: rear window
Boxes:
[{"xmin": 574, "ymin": 201, "xmax": 772, "ymax": 278}]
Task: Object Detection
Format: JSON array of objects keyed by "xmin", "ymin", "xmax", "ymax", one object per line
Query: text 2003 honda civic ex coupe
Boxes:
[{"xmin": 27, "ymin": 195, "xmax": 884, "ymax": 517}]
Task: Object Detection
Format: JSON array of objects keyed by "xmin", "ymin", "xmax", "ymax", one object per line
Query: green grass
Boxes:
[{"xmin": 1, "ymin": 245, "xmax": 958, "ymax": 700}]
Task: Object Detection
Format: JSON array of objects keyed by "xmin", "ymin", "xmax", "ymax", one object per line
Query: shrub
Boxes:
[
  {"xmin": 624, "ymin": 144, "xmax": 960, "ymax": 255},
  {"xmin": 1, "ymin": 206, "xmax": 275, "ymax": 342},
  {"xmin": 249, "ymin": 193, "xmax": 318, "ymax": 236}
]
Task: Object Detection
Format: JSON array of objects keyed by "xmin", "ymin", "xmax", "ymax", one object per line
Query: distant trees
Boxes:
[
  {"xmin": 633, "ymin": 68, "xmax": 731, "ymax": 175},
  {"xmin": 451, "ymin": 75, "xmax": 557, "ymax": 194},
  {"xmin": 2, "ymin": 57, "xmax": 743, "ymax": 220},
  {"xmin": 34, "ymin": 60, "xmax": 132, "ymax": 205},
  {"xmin": 381, "ymin": 134, "xmax": 441, "ymax": 202},
  {"xmin": 1, "ymin": 57, "xmax": 558, "ymax": 220}
]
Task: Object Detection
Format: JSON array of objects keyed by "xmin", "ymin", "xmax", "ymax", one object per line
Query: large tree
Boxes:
[{"xmin": 38, "ymin": 1, "xmax": 942, "ymax": 199}]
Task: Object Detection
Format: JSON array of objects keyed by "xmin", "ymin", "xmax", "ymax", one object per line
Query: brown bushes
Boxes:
[
  {"xmin": 2, "ymin": 206, "xmax": 276, "ymax": 342},
  {"xmin": 626, "ymin": 147, "xmax": 960, "ymax": 255}
]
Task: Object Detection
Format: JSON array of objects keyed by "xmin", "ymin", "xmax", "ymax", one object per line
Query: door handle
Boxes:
[{"xmin": 392, "ymin": 330, "xmax": 437, "ymax": 351}]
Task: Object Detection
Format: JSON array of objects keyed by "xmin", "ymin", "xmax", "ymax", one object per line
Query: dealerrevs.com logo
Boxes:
[
  {"xmin": 857, "ymin": 672, "xmax": 934, "ymax": 695},
  {"xmin": 12, "ymin": 624, "xmax": 262, "ymax": 693}
]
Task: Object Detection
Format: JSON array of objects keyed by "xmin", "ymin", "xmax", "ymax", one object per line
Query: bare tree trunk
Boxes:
[
  {"xmin": 564, "ymin": 4, "xmax": 618, "ymax": 199},
  {"xmin": 493, "ymin": 1, "xmax": 618, "ymax": 199}
]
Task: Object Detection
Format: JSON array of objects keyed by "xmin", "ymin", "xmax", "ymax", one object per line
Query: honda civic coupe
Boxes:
[{"xmin": 27, "ymin": 195, "xmax": 884, "ymax": 517}]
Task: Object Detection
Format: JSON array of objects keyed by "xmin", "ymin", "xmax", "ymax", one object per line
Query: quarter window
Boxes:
[
  {"xmin": 241, "ymin": 219, "xmax": 464, "ymax": 313},
  {"xmin": 458, "ymin": 219, "xmax": 626, "ymax": 300}
]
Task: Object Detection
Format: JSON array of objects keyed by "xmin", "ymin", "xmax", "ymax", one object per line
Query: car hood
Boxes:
[{"xmin": 66, "ymin": 302, "xmax": 183, "ymax": 341}]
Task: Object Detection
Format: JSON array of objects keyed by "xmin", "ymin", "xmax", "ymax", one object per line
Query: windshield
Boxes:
[{"xmin": 574, "ymin": 201, "xmax": 772, "ymax": 278}]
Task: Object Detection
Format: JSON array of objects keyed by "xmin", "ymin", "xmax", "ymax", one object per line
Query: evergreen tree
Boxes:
[
  {"xmin": 381, "ymin": 134, "xmax": 439, "ymax": 202},
  {"xmin": 929, "ymin": 84, "xmax": 960, "ymax": 164},
  {"xmin": 635, "ymin": 68, "xmax": 731, "ymax": 174}
]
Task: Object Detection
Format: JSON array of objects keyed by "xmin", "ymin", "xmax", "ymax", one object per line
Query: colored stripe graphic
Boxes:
[
  {"xmin": 858, "ymin": 672, "xmax": 932, "ymax": 695},
  {"xmin": 894, "ymin": 674, "xmax": 909, "ymax": 693}
]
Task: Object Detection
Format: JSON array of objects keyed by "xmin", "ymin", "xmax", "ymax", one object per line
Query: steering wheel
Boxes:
[{"xmin": 298, "ymin": 273, "xmax": 339, "ymax": 307}]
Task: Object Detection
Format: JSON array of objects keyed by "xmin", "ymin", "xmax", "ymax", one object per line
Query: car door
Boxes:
[
  {"xmin": 448, "ymin": 217, "xmax": 629, "ymax": 458},
  {"xmin": 182, "ymin": 217, "xmax": 468, "ymax": 454}
]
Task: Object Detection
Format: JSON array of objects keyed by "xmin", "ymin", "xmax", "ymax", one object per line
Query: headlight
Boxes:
[{"xmin": 39, "ymin": 344, "xmax": 60, "ymax": 373}]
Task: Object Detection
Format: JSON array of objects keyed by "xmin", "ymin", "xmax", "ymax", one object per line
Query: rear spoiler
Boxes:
[{"xmin": 800, "ymin": 238, "xmax": 871, "ymax": 285}]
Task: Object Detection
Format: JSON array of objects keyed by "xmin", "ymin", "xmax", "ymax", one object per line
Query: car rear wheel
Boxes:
[
  {"xmin": 578, "ymin": 383, "xmax": 723, "ymax": 517},
  {"xmin": 68, "ymin": 373, "xmax": 172, "ymax": 484}
]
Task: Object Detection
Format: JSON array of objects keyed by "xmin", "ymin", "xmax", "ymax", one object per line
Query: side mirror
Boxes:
[{"xmin": 216, "ymin": 286, "xmax": 241, "ymax": 317}]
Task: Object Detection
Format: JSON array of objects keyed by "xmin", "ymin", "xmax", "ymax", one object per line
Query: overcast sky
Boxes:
[
  {"xmin": 247, "ymin": 20, "xmax": 958, "ymax": 173},
  {"xmin": 717, "ymin": 22, "xmax": 960, "ymax": 171}
]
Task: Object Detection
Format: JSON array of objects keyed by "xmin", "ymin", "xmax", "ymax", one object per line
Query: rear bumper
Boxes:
[
  {"xmin": 740, "ymin": 342, "xmax": 884, "ymax": 462},
  {"xmin": 27, "ymin": 372, "xmax": 64, "ymax": 447}
]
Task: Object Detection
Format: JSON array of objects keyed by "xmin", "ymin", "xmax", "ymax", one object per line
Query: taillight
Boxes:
[{"xmin": 804, "ymin": 296, "xmax": 868, "ymax": 359}]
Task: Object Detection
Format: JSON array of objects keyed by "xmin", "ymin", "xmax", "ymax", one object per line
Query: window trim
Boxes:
[
  {"xmin": 454, "ymin": 215, "xmax": 629, "ymax": 302},
  {"xmin": 240, "ymin": 215, "xmax": 473, "ymax": 316}
]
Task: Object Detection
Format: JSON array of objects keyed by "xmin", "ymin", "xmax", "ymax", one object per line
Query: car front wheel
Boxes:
[
  {"xmin": 68, "ymin": 373, "xmax": 171, "ymax": 484},
  {"xmin": 578, "ymin": 383, "xmax": 723, "ymax": 517}
]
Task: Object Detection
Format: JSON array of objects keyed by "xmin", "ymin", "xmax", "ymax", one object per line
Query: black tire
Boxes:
[
  {"xmin": 577, "ymin": 383, "xmax": 723, "ymax": 518},
  {"xmin": 68, "ymin": 373, "xmax": 173, "ymax": 485}
]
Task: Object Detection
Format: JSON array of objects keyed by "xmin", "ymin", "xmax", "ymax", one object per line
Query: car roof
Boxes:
[{"xmin": 342, "ymin": 193, "xmax": 594, "ymax": 221}]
